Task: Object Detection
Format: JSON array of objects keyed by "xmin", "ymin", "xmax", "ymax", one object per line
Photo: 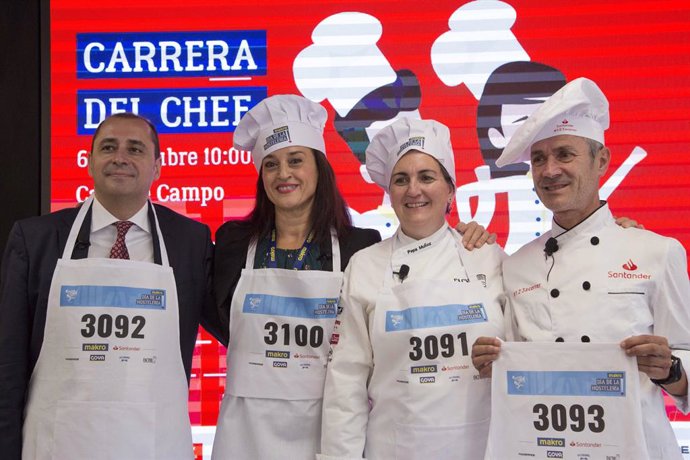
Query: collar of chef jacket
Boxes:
[{"xmin": 551, "ymin": 201, "xmax": 611, "ymax": 248}]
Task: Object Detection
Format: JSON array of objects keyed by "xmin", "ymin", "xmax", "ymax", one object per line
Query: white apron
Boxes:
[
  {"xmin": 366, "ymin": 229, "xmax": 504, "ymax": 460},
  {"xmin": 22, "ymin": 197, "xmax": 193, "ymax": 460},
  {"xmin": 212, "ymin": 231, "xmax": 343, "ymax": 460},
  {"xmin": 488, "ymin": 341, "xmax": 648, "ymax": 460}
]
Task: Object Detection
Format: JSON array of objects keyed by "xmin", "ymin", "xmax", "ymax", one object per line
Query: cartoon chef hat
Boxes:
[
  {"xmin": 366, "ymin": 118, "xmax": 456, "ymax": 192},
  {"xmin": 233, "ymin": 94, "xmax": 328, "ymax": 171},
  {"xmin": 496, "ymin": 77, "xmax": 610, "ymax": 167}
]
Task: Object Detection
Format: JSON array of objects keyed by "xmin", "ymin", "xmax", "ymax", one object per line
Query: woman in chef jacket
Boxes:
[{"xmin": 319, "ymin": 118, "xmax": 507, "ymax": 460}]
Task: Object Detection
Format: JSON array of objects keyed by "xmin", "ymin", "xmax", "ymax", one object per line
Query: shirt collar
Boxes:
[
  {"xmin": 551, "ymin": 201, "xmax": 612, "ymax": 245},
  {"xmin": 90, "ymin": 197, "xmax": 151, "ymax": 234},
  {"xmin": 394, "ymin": 221, "xmax": 450, "ymax": 251}
]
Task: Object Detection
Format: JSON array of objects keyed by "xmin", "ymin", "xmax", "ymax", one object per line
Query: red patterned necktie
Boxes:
[{"xmin": 109, "ymin": 221, "xmax": 134, "ymax": 259}]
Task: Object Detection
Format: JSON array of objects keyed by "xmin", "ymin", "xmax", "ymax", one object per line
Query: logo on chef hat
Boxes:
[
  {"xmin": 397, "ymin": 136, "xmax": 425, "ymax": 156},
  {"xmin": 554, "ymin": 119, "xmax": 577, "ymax": 134},
  {"xmin": 263, "ymin": 126, "xmax": 291, "ymax": 151}
]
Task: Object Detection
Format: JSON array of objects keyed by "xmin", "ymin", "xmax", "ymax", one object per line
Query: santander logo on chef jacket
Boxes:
[
  {"xmin": 622, "ymin": 259, "xmax": 638, "ymax": 271},
  {"xmin": 608, "ymin": 258, "xmax": 650, "ymax": 280}
]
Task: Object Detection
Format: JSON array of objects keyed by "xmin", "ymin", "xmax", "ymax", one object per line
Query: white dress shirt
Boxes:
[{"xmin": 87, "ymin": 198, "xmax": 153, "ymax": 262}]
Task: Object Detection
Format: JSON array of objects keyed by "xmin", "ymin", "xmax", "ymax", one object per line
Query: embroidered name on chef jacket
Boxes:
[
  {"xmin": 243, "ymin": 293, "xmax": 338, "ymax": 319},
  {"xmin": 60, "ymin": 285, "xmax": 166, "ymax": 310},
  {"xmin": 405, "ymin": 240, "xmax": 434, "ymax": 255},
  {"xmin": 385, "ymin": 303, "xmax": 487, "ymax": 332}
]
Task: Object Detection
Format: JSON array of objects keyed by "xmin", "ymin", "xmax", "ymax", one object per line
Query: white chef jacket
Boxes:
[
  {"xmin": 502, "ymin": 202, "xmax": 690, "ymax": 460},
  {"xmin": 320, "ymin": 224, "xmax": 506, "ymax": 459}
]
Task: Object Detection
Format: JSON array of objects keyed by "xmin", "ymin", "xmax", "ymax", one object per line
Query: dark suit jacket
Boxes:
[
  {"xmin": 213, "ymin": 221, "xmax": 381, "ymax": 345},
  {"xmin": 0, "ymin": 203, "xmax": 223, "ymax": 458}
]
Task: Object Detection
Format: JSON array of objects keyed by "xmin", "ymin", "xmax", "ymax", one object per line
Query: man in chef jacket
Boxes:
[
  {"xmin": 472, "ymin": 78, "xmax": 690, "ymax": 459},
  {"xmin": 0, "ymin": 113, "xmax": 222, "ymax": 459}
]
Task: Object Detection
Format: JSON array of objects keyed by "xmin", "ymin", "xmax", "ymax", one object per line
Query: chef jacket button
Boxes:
[
  {"xmin": 550, "ymin": 288, "xmax": 560, "ymax": 298},
  {"xmin": 555, "ymin": 337, "xmax": 565, "ymax": 342},
  {"xmin": 582, "ymin": 281, "xmax": 591, "ymax": 290},
  {"xmin": 581, "ymin": 335, "xmax": 591, "ymax": 343},
  {"xmin": 590, "ymin": 236, "xmax": 600, "ymax": 245}
]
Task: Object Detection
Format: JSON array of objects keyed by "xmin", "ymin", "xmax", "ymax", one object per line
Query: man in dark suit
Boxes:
[{"xmin": 0, "ymin": 113, "xmax": 221, "ymax": 459}]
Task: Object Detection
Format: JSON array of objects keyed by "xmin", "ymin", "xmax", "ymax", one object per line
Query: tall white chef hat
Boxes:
[
  {"xmin": 496, "ymin": 77, "xmax": 610, "ymax": 167},
  {"xmin": 366, "ymin": 118, "xmax": 456, "ymax": 192},
  {"xmin": 233, "ymin": 94, "xmax": 328, "ymax": 171}
]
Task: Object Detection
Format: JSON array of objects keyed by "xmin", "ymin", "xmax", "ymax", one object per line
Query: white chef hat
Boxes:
[
  {"xmin": 366, "ymin": 118, "xmax": 456, "ymax": 192},
  {"xmin": 496, "ymin": 77, "xmax": 610, "ymax": 167},
  {"xmin": 233, "ymin": 94, "xmax": 328, "ymax": 171}
]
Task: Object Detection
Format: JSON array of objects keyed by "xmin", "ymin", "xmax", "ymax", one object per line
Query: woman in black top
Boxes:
[{"xmin": 211, "ymin": 95, "xmax": 380, "ymax": 460}]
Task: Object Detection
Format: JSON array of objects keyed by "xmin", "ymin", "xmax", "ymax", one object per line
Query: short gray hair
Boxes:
[{"xmin": 585, "ymin": 138, "xmax": 603, "ymax": 157}]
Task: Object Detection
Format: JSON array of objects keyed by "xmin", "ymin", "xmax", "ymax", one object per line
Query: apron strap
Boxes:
[
  {"xmin": 245, "ymin": 238, "xmax": 258, "ymax": 269},
  {"xmin": 330, "ymin": 228, "xmax": 341, "ymax": 273},
  {"xmin": 147, "ymin": 202, "xmax": 164, "ymax": 266},
  {"xmin": 62, "ymin": 196, "xmax": 169, "ymax": 266},
  {"xmin": 71, "ymin": 205, "xmax": 93, "ymax": 260},
  {"xmin": 63, "ymin": 196, "xmax": 95, "ymax": 259},
  {"xmin": 449, "ymin": 229, "xmax": 476, "ymax": 280},
  {"xmin": 147, "ymin": 201, "xmax": 169, "ymax": 267}
]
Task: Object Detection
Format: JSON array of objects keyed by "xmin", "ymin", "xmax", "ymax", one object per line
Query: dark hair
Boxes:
[
  {"xmin": 477, "ymin": 61, "xmax": 566, "ymax": 178},
  {"xmin": 91, "ymin": 112, "xmax": 161, "ymax": 159},
  {"xmin": 245, "ymin": 149, "xmax": 352, "ymax": 244},
  {"xmin": 436, "ymin": 159, "xmax": 455, "ymax": 214}
]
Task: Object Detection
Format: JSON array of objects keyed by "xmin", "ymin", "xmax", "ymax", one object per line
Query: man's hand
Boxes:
[
  {"xmin": 456, "ymin": 221, "xmax": 497, "ymax": 250},
  {"xmin": 471, "ymin": 336, "xmax": 502, "ymax": 378},
  {"xmin": 621, "ymin": 335, "xmax": 672, "ymax": 379},
  {"xmin": 621, "ymin": 335, "xmax": 687, "ymax": 396}
]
